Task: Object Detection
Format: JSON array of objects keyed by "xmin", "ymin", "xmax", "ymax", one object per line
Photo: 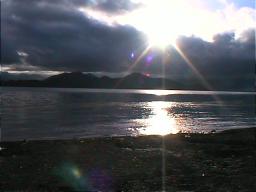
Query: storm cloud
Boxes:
[
  {"xmin": 1, "ymin": 0, "xmax": 255, "ymax": 83},
  {"xmin": 1, "ymin": 0, "xmax": 146, "ymax": 72},
  {"xmin": 175, "ymin": 29, "xmax": 255, "ymax": 78}
]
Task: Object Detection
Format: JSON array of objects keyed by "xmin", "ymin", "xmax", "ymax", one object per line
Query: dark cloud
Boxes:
[
  {"xmin": 175, "ymin": 29, "xmax": 255, "ymax": 78},
  {"xmin": 1, "ymin": 38, "xmax": 20, "ymax": 63},
  {"xmin": 87, "ymin": 0, "xmax": 142, "ymax": 14},
  {"xmin": 1, "ymin": 0, "xmax": 147, "ymax": 72},
  {"xmin": 1, "ymin": 0, "xmax": 255, "ymax": 88}
]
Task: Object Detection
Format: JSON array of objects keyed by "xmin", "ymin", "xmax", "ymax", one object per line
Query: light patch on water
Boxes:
[{"xmin": 136, "ymin": 101, "xmax": 179, "ymax": 135}]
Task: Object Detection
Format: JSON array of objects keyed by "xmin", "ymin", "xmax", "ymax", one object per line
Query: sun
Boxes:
[
  {"xmin": 118, "ymin": 0, "xmax": 197, "ymax": 49},
  {"xmin": 80, "ymin": 0, "xmax": 206, "ymax": 49},
  {"xmin": 147, "ymin": 31, "xmax": 177, "ymax": 50}
]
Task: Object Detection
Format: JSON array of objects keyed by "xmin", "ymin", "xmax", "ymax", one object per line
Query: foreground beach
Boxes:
[{"xmin": 1, "ymin": 128, "xmax": 255, "ymax": 191}]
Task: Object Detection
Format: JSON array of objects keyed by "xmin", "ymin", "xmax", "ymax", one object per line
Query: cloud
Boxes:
[
  {"xmin": 175, "ymin": 28, "xmax": 255, "ymax": 79},
  {"xmin": 1, "ymin": 0, "xmax": 255, "ymax": 86},
  {"xmin": 86, "ymin": 0, "xmax": 141, "ymax": 14},
  {"xmin": 1, "ymin": 0, "xmax": 147, "ymax": 72},
  {"xmin": 83, "ymin": 0, "xmax": 256, "ymax": 42}
]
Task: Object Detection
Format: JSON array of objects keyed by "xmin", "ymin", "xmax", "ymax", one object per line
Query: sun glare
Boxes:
[
  {"xmin": 148, "ymin": 33, "xmax": 176, "ymax": 50},
  {"xmin": 117, "ymin": 0, "xmax": 202, "ymax": 49},
  {"xmin": 81, "ymin": 0, "xmax": 256, "ymax": 48},
  {"xmin": 80, "ymin": 0, "xmax": 204, "ymax": 49},
  {"xmin": 137, "ymin": 0, "xmax": 185, "ymax": 49},
  {"xmin": 139, "ymin": 101, "xmax": 178, "ymax": 136}
]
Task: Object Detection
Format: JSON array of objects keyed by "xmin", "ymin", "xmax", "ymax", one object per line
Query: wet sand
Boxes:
[{"xmin": 1, "ymin": 128, "xmax": 255, "ymax": 191}]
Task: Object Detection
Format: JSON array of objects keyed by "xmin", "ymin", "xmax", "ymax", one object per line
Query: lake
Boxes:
[{"xmin": 1, "ymin": 87, "xmax": 255, "ymax": 141}]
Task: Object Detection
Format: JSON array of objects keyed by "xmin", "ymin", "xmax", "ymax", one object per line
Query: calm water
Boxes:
[{"xmin": 1, "ymin": 87, "xmax": 255, "ymax": 141}]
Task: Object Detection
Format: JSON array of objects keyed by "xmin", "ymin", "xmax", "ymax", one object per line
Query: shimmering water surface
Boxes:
[{"xmin": 1, "ymin": 87, "xmax": 255, "ymax": 141}]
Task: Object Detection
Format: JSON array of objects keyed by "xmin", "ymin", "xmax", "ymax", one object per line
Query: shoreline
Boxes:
[
  {"xmin": 1, "ymin": 127, "xmax": 255, "ymax": 191},
  {"xmin": 2, "ymin": 126, "xmax": 255, "ymax": 142},
  {"xmin": 2, "ymin": 86, "xmax": 256, "ymax": 94}
]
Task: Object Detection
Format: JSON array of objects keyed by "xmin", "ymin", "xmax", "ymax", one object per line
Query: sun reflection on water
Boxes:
[{"xmin": 138, "ymin": 101, "xmax": 178, "ymax": 135}]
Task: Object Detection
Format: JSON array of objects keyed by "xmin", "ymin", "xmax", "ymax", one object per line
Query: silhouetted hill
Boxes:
[
  {"xmin": 1, "ymin": 72, "xmax": 254, "ymax": 91},
  {"xmin": 1, "ymin": 72, "xmax": 184, "ymax": 89},
  {"xmin": 44, "ymin": 72, "xmax": 101, "ymax": 88}
]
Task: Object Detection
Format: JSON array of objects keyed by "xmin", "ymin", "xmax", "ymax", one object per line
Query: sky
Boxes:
[{"xmin": 1, "ymin": 0, "xmax": 255, "ymax": 81}]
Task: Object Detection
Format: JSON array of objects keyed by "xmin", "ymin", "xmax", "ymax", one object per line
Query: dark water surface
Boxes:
[{"xmin": 2, "ymin": 87, "xmax": 255, "ymax": 141}]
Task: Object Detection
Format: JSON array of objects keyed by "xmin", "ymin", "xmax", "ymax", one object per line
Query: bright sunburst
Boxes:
[
  {"xmin": 80, "ymin": 0, "xmax": 256, "ymax": 49},
  {"xmin": 80, "ymin": 0, "xmax": 204, "ymax": 49},
  {"xmin": 125, "ymin": 0, "xmax": 195, "ymax": 49}
]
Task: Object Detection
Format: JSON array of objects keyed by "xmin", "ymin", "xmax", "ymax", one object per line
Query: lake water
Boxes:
[{"xmin": 1, "ymin": 87, "xmax": 255, "ymax": 141}]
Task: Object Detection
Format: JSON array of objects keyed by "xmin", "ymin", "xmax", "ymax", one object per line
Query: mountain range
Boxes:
[{"xmin": 1, "ymin": 72, "xmax": 254, "ymax": 91}]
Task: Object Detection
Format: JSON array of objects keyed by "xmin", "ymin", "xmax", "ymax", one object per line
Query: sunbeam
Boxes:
[
  {"xmin": 128, "ymin": 45, "xmax": 152, "ymax": 73},
  {"xmin": 174, "ymin": 43, "xmax": 224, "ymax": 106}
]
